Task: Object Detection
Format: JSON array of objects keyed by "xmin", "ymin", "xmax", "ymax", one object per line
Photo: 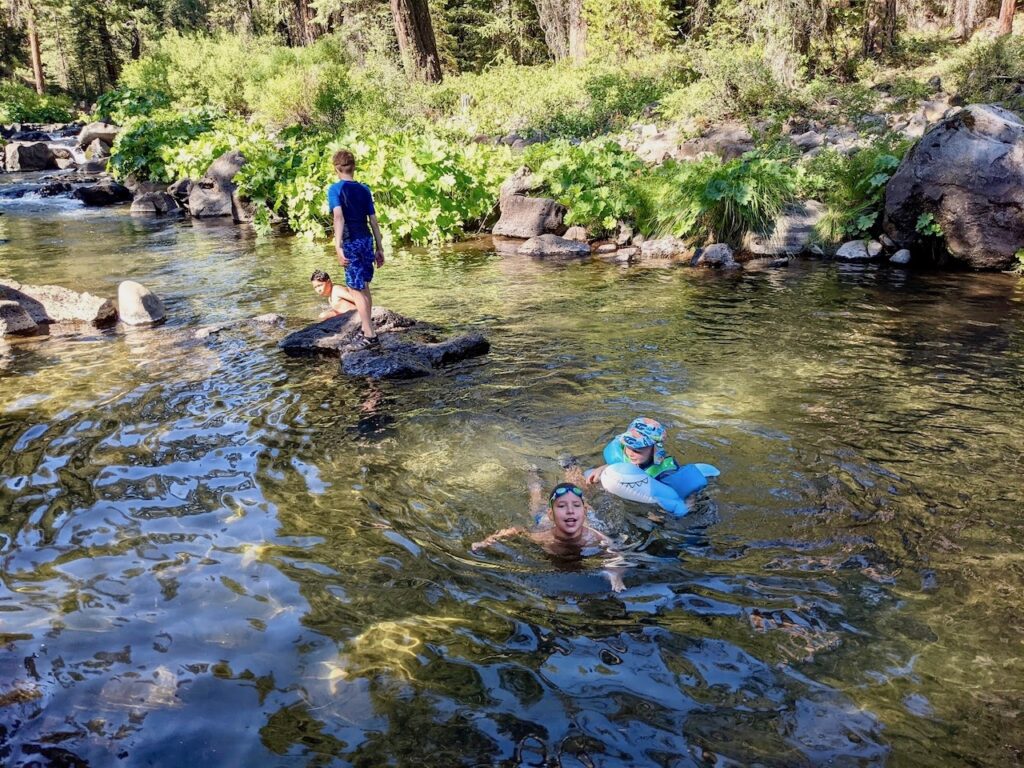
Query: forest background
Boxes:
[{"xmin": 1, "ymin": 0, "xmax": 1022, "ymax": 251}]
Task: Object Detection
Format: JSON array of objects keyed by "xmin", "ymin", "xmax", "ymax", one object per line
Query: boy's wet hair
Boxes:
[
  {"xmin": 310, "ymin": 269, "xmax": 331, "ymax": 283},
  {"xmin": 332, "ymin": 149, "xmax": 356, "ymax": 174},
  {"xmin": 548, "ymin": 482, "xmax": 585, "ymax": 505}
]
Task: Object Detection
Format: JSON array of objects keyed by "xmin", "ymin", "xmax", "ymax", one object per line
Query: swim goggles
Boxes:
[{"xmin": 549, "ymin": 485, "xmax": 584, "ymax": 502}]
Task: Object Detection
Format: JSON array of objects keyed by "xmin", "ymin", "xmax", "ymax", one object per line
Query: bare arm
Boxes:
[
  {"xmin": 333, "ymin": 207, "xmax": 347, "ymax": 265},
  {"xmin": 369, "ymin": 214, "xmax": 385, "ymax": 266},
  {"xmin": 586, "ymin": 464, "xmax": 608, "ymax": 485},
  {"xmin": 471, "ymin": 527, "xmax": 524, "ymax": 552}
]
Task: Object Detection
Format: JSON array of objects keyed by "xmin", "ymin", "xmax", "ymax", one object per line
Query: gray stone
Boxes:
[
  {"xmin": 4, "ymin": 142, "xmax": 55, "ymax": 172},
  {"xmin": 677, "ymin": 122, "xmax": 755, "ymax": 161},
  {"xmin": 194, "ymin": 313, "xmax": 285, "ymax": 340},
  {"xmin": 742, "ymin": 200, "xmax": 826, "ymax": 256},
  {"xmin": 73, "ymin": 179, "xmax": 132, "ymax": 206},
  {"xmin": 595, "ymin": 243, "xmax": 618, "ymax": 254},
  {"xmin": 564, "ymin": 225, "xmax": 589, "ymax": 242},
  {"xmin": 0, "ymin": 280, "xmax": 116, "ymax": 326},
  {"xmin": 884, "ymin": 104, "xmax": 1024, "ymax": 270},
  {"xmin": 277, "ymin": 307, "xmax": 489, "ymax": 380},
  {"xmin": 117, "ymin": 280, "xmax": 166, "ymax": 326},
  {"xmin": 890, "ymin": 249, "xmax": 912, "ymax": 265},
  {"xmin": 791, "ymin": 130, "xmax": 825, "ymax": 151},
  {"xmin": 518, "ymin": 234, "xmax": 591, "ymax": 258},
  {"xmin": 0, "ymin": 300, "xmax": 38, "ymax": 336},
  {"xmin": 85, "ymin": 138, "xmax": 111, "ymax": 160},
  {"xmin": 693, "ymin": 243, "xmax": 739, "ymax": 269},
  {"xmin": 920, "ymin": 97, "xmax": 953, "ymax": 123},
  {"xmin": 616, "ymin": 222, "xmax": 634, "ymax": 246},
  {"xmin": 188, "ymin": 150, "xmax": 248, "ymax": 220},
  {"xmin": 78, "ymin": 159, "xmax": 108, "ymax": 174},
  {"xmin": 615, "ymin": 247, "xmax": 639, "ymax": 261},
  {"xmin": 493, "ymin": 194, "xmax": 566, "ymax": 239},
  {"xmin": 131, "ymin": 191, "xmax": 179, "ymax": 215},
  {"xmin": 879, "ymin": 233, "xmax": 896, "ymax": 248},
  {"xmin": 167, "ymin": 178, "xmax": 193, "ymax": 203},
  {"xmin": 834, "ymin": 240, "xmax": 882, "ymax": 261},
  {"xmin": 77, "ymin": 121, "xmax": 120, "ymax": 149},
  {"xmin": 639, "ymin": 236, "xmax": 692, "ymax": 260}
]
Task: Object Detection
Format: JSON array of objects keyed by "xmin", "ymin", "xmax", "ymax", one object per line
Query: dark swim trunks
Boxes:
[{"xmin": 342, "ymin": 236, "xmax": 376, "ymax": 290}]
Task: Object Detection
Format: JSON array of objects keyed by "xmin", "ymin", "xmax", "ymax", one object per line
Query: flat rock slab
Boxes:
[
  {"xmin": 518, "ymin": 234, "xmax": 591, "ymax": 258},
  {"xmin": 0, "ymin": 280, "xmax": 117, "ymax": 326},
  {"xmin": 278, "ymin": 307, "xmax": 489, "ymax": 380},
  {"xmin": 194, "ymin": 313, "xmax": 286, "ymax": 340}
]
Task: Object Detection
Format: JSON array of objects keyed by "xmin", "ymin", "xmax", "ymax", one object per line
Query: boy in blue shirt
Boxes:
[{"xmin": 327, "ymin": 149, "xmax": 385, "ymax": 350}]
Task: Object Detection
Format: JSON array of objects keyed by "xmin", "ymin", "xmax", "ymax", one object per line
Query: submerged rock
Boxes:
[
  {"xmin": 0, "ymin": 300, "xmax": 39, "ymax": 336},
  {"xmin": 131, "ymin": 191, "xmax": 179, "ymax": 215},
  {"xmin": 278, "ymin": 307, "xmax": 489, "ymax": 380},
  {"xmin": 693, "ymin": 243, "xmax": 739, "ymax": 269},
  {"xmin": 890, "ymin": 249, "xmax": 912, "ymax": 265},
  {"xmin": 884, "ymin": 104, "xmax": 1024, "ymax": 270},
  {"xmin": 73, "ymin": 179, "xmax": 132, "ymax": 206},
  {"xmin": 0, "ymin": 280, "xmax": 117, "ymax": 326},
  {"xmin": 118, "ymin": 280, "xmax": 166, "ymax": 326},
  {"xmin": 518, "ymin": 234, "xmax": 591, "ymax": 258}
]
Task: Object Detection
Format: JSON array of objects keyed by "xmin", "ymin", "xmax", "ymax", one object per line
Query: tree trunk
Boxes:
[
  {"xmin": 26, "ymin": 2, "xmax": 45, "ymax": 94},
  {"xmin": 998, "ymin": 0, "xmax": 1017, "ymax": 33},
  {"xmin": 390, "ymin": 0, "xmax": 443, "ymax": 83},
  {"xmin": 289, "ymin": 0, "xmax": 318, "ymax": 46},
  {"xmin": 96, "ymin": 15, "xmax": 120, "ymax": 88},
  {"xmin": 534, "ymin": 0, "xmax": 586, "ymax": 61},
  {"xmin": 953, "ymin": 0, "xmax": 985, "ymax": 39},
  {"xmin": 863, "ymin": 0, "xmax": 899, "ymax": 54}
]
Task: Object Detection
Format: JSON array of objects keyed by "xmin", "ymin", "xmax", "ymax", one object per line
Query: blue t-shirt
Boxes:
[{"xmin": 327, "ymin": 180, "xmax": 376, "ymax": 242}]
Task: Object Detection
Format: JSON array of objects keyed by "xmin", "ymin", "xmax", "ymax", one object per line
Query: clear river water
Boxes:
[{"xmin": 1, "ymin": 190, "xmax": 1023, "ymax": 767}]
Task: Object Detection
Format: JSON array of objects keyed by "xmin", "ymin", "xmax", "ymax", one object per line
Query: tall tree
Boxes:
[
  {"xmin": 390, "ymin": 0, "xmax": 441, "ymax": 81},
  {"xmin": 5, "ymin": 0, "xmax": 46, "ymax": 91},
  {"xmin": 533, "ymin": 0, "xmax": 586, "ymax": 61},
  {"xmin": 862, "ymin": 0, "xmax": 898, "ymax": 54},
  {"xmin": 998, "ymin": 0, "xmax": 1017, "ymax": 33}
]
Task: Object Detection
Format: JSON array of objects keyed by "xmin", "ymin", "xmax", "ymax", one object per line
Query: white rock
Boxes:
[
  {"xmin": 694, "ymin": 243, "xmax": 739, "ymax": 269},
  {"xmin": 118, "ymin": 280, "xmax": 166, "ymax": 326},
  {"xmin": 835, "ymin": 240, "xmax": 882, "ymax": 261},
  {"xmin": 890, "ymin": 249, "xmax": 911, "ymax": 265}
]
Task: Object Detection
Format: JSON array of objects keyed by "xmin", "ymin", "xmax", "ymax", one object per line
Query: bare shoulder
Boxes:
[{"xmin": 583, "ymin": 526, "xmax": 615, "ymax": 549}]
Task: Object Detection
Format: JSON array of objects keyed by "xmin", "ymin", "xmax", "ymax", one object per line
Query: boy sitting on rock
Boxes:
[{"xmin": 310, "ymin": 269, "xmax": 355, "ymax": 321}]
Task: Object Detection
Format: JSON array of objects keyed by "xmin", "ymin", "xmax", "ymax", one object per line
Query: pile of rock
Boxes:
[
  {"xmin": 277, "ymin": 307, "xmax": 490, "ymax": 380},
  {"xmin": 0, "ymin": 278, "xmax": 165, "ymax": 340}
]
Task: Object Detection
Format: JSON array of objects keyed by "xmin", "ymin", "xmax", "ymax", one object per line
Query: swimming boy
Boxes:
[
  {"xmin": 472, "ymin": 482, "xmax": 625, "ymax": 592},
  {"xmin": 328, "ymin": 149, "xmax": 385, "ymax": 351},
  {"xmin": 310, "ymin": 269, "xmax": 356, "ymax": 321}
]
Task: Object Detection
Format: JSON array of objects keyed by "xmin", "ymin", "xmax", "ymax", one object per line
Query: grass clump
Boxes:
[
  {"xmin": 0, "ymin": 81, "xmax": 75, "ymax": 123},
  {"xmin": 949, "ymin": 35, "xmax": 1024, "ymax": 112}
]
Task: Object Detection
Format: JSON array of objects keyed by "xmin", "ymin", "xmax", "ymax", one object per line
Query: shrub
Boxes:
[
  {"xmin": 523, "ymin": 140, "xmax": 645, "ymax": 234},
  {"xmin": 108, "ymin": 107, "xmax": 223, "ymax": 181},
  {"xmin": 0, "ymin": 81, "xmax": 75, "ymax": 123},
  {"xmin": 949, "ymin": 35, "xmax": 1024, "ymax": 112},
  {"xmin": 637, "ymin": 152, "xmax": 800, "ymax": 243},
  {"xmin": 584, "ymin": 0, "xmax": 675, "ymax": 59},
  {"xmin": 93, "ymin": 86, "xmax": 171, "ymax": 124},
  {"xmin": 799, "ymin": 137, "xmax": 909, "ymax": 244},
  {"xmin": 659, "ymin": 44, "xmax": 793, "ymax": 129}
]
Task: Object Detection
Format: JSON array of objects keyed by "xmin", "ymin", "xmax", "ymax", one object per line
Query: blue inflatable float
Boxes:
[{"xmin": 587, "ymin": 439, "xmax": 720, "ymax": 517}]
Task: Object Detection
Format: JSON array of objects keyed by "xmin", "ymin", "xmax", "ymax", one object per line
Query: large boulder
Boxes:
[
  {"xmin": 4, "ymin": 142, "xmax": 55, "ymax": 172},
  {"xmin": 73, "ymin": 179, "xmax": 132, "ymax": 206},
  {"xmin": 0, "ymin": 300, "xmax": 39, "ymax": 336},
  {"xmin": 742, "ymin": 200, "xmax": 826, "ymax": 256},
  {"xmin": 0, "ymin": 280, "xmax": 116, "ymax": 326},
  {"xmin": 117, "ymin": 280, "xmax": 166, "ymax": 326},
  {"xmin": 85, "ymin": 138, "xmax": 111, "ymax": 160},
  {"xmin": 491, "ymin": 167, "xmax": 566, "ymax": 239},
  {"xmin": 277, "ymin": 308, "xmax": 489, "ymax": 380},
  {"xmin": 77, "ymin": 121, "xmax": 120, "ymax": 149},
  {"xmin": 518, "ymin": 234, "xmax": 591, "ymax": 258},
  {"xmin": 883, "ymin": 104, "xmax": 1024, "ymax": 270},
  {"xmin": 188, "ymin": 150, "xmax": 248, "ymax": 220}
]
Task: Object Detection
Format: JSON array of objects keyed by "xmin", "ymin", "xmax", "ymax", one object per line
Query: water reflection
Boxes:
[{"xmin": 1, "ymin": 203, "xmax": 1023, "ymax": 766}]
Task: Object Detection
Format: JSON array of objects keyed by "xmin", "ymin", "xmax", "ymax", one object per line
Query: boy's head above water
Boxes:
[
  {"xmin": 332, "ymin": 149, "xmax": 356, "ymax": 177},
  {"xmin": 547, "ymin": 483, "xmax": 586, "ymax": 539},
  {"xmin": 310, "ymin": 269, "xmax": 332, "ymax": 297},
  {"xmin": 618, "ymin": 417, "xmax": 667, "ymax": 465}
]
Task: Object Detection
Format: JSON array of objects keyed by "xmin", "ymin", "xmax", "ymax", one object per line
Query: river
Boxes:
[{"xmin": 1, "ymin": 191, "xmax": 1023, "ymax": 767}]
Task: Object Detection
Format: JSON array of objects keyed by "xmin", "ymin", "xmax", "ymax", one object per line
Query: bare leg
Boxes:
[{"xmin": 349, "ymin": 286, "xmax": 376, "ymax": 338}]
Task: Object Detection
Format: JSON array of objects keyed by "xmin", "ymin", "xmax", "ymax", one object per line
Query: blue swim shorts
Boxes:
[{"xmin": 342, "ymin": 236, "xmax": 376, "ymax": 290}]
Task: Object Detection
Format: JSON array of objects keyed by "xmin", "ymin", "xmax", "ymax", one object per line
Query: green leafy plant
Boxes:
[
  {"xmin": 0, "ymin": 81, "xmax": 74, "ymax": 123},
  {"xmin": 108, "ymin": 107, "xmax": 223, "ymax": 181},
  {"xmin": 636, "ymin": 152, "xmax": 799, "ymax": 243},
  {"xmin": 915, "ymin": 212, "xmax": 943, "ymax": 238},
  {"xmin": 523, "ymin": 140, "xmax": 644, "ymax": 234},
  {"xmin": 1012, "ymin": 249, "xmax": 1024, "ymax": 275}
]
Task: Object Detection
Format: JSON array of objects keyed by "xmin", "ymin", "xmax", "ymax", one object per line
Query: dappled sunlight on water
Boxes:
[{"xmin": 1, "ymin": 202, "xmax": 1023, "ymax": 766}]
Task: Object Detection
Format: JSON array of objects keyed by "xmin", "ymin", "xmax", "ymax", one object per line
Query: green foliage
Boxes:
[
  {"xmin": 659, "ymin": 43, "xmax": 792, "ymax": 129},
  {"xmin": 1013, "ymin": 249, "xmax": 1024, "ymax": 275},
  {"xmin": 915, "ymin": 212, "xmax": 943, "ymax": 238},
  {"xmin": 949, "ymin": 36, "xmax": 1024, "ymax": 112},
  {"xmin": 799, "ymin": 138, "xmax": 908, "ymax": 244},
  {"xmin": 637, "ymin": 152, "xmax": 799, "ymax": 243},
  {"xmin": 424, "ymin": 54, "xmax": 690, "ymax": 138},
  {"xmin": 584, "ymin": 0, "xmax": 675, "ymax": 59},
  {"xmin": 804, "ymin": 79, "xmax": 878, "ymax": 123},
  {"xmin": 0, "ymin": 81, "xmax": 74, "ymax": 123},
  {"xmin": 523, "ymin": 140, "xmax": 645, "ymax": 234},
  {"xmin": 108, "ymin": 107, "xmax": 222, "ymax": 182},
  {"xmin": 93, "ymin": 86, "xmax": 171, "ymax": 124}
]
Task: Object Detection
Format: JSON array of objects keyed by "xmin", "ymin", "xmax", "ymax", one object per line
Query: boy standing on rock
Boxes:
[{"xmin": 328, "ymin": 149, "xmax": 385, "ymax": 350}]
